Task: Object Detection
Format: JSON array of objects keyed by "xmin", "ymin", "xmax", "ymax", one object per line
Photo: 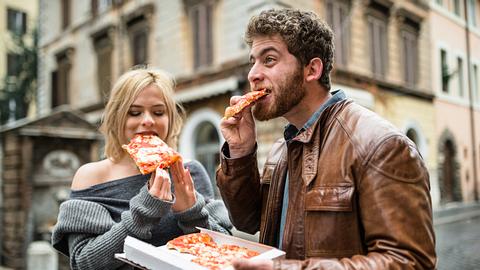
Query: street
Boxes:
[{"xmin": 435, "ymin": 216, "xmax": 480, "ymax": 270}]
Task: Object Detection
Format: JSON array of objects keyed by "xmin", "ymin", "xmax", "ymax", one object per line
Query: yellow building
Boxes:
[{"xmin": 0, "ymin": 0, "xmax": 38, "ymax": 118}]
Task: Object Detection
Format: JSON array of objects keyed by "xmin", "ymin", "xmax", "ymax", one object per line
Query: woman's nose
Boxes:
[{"xmin": 141, "ymin": 113, "xmax": 154, "ymax": 126}]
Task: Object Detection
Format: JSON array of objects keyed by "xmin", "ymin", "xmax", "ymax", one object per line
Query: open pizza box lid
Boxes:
[{"xmin": 115, "ymin": 227, "xmax": 286, "ymax": 270}]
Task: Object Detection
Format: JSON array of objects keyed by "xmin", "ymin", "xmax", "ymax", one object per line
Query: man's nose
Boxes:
[{"xmin": 247, "ymin": 63, "xmax": 264, "ymax": 84}]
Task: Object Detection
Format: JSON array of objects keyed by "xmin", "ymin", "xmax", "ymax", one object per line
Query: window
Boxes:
[
  {"xmin": 326, "ymin": 0, "xmax": 350, "ymax": 67},
  {"xmin": 93, "ymin": 32, "xmax": 113, "ymax": 100},
  {"xmin": 441, "ymin": 49, "xmax": 449, "ymax": 93},
  {"xmin": 453, "ymin": 0, "xmax": 461, "ymax": 16},
  {"xmin": 367, "ymin": 10, "xmax": 388, "ymax": 79},
  {"xmin": 7, "ymin": 53, "xmax": 21, "ymax": 77},
  {"xmin": 52, "ymin": 49, "xmax": 73, "ymax": 108},
  {"xmin": 61, "ymin": 0, "xmax": 71, "ymax": 29},
  {"xmin": 401, "ymin": 22, "xmax": 418, "ymax": 88},
  {"xmin": 7, "ymin": 8, "xmax": 27, "ymax": 35},
  {"xmin": 457, "ymin": 57, "xmax": 464, "ymax": 97},
  {"xmin": 188, "ymin": 0, "xmax": 214, "ymax": 69},
  {"xmin": 91, "ymin": 0, "xmax": 113, "ymax": 16},
  {"xmin": 194, "ymin": 122, "xmax": 220, "ymax": 198},
  {"xmin": 468, "ymin": 0, "xmax": 477, "ymax": 27},
  {"xmin": 127, "ymin": 16, "xmax": 149, "ymax": 66}
]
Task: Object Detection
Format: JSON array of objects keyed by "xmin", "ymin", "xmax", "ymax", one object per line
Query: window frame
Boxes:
[
  {"xmin": 367, "ymin": 9, "xmax": 389, "ymax": 80},
  {"xmin": 326, "ymin": 0, "xmax": 351, "ymax": 68},
  {"xmin": 7, "ymin": 8, "xmax": 27, "ymax": 35},
  {"xmin": 187, "ymin": 0, "xmax": 215, "ymax": 70}
]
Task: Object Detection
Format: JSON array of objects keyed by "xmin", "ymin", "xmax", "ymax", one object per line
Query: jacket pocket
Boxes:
[{"xmin": 304, "ymin": 185, "xmax": 360, "ymax": 258}]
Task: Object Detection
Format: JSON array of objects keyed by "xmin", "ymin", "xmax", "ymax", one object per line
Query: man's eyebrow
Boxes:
[{"xmin": 249, "ymin": 46, "xmax": 280, "ymax": 61}]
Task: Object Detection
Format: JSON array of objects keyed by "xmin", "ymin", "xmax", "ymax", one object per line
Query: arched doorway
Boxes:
[
  {"xmin": 438, "ymin": 131, "xmax": 462, "ymax": 204},
  {"xmin": 406, "ymin": 128, "xmax": 419, "ymax": 146},
  {"xmin": 194, "ymin": 121, "xmax": 221, "ymax": 198},
  {"xmin": 178, "ymin": 109, "xmax": 223, "ymax": 199}
]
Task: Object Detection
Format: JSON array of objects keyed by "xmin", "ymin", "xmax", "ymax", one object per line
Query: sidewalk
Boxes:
[{"xmin": 433, "ymin": 201, "xmax": 480, "ymax": 226}]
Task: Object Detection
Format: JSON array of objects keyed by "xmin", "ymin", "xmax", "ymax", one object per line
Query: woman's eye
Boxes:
[
  {"xmin": 128, "ymin": 111, "xmax": 141, "ymax": 116},
  {"xmin": 154, "ymin": 111, "xmax": 165, "ymax": 116}
]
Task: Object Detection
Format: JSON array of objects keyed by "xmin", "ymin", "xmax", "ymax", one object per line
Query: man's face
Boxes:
[{"xmin": 248, "ymin": 35, "xmax": 306, "ymax": 121}]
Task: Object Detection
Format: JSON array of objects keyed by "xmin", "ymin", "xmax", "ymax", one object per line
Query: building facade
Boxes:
[
  {"xmin": 0, "ymin": 0, "xmax": 476, "ymax": 268},
  {"xmin": 429, "ymin": 0, "xmax": 480, "ymax": 205}
]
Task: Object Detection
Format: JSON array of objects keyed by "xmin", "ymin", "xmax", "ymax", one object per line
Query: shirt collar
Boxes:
[{"xmin": 284, "ymin": 89, "xmax": 347, "ymax": 141}]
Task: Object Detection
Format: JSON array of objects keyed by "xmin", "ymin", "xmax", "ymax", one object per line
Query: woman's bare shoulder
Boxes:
[{"xmin": 71, "ymin": 159, "xmax": 113, "ymax": 190}]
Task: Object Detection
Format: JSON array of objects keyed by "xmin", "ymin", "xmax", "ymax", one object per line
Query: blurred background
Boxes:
[{"xmin": 0, "ymin": 0, "xmax": 479, "ymax": 269}]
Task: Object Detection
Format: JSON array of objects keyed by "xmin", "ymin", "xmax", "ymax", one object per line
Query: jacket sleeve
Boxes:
[
  {"xmin": 274, "ymin": 135, "xmax": 437, "ymax": 270},
  {"xmin": 216, "ymin": 142, "xmax": 263, "ymax": 234}
]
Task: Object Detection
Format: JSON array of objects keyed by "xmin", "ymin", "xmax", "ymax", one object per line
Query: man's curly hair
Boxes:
[{"xmin": 245, "ymin": 9, "xmax": 334, "ymax": 90}]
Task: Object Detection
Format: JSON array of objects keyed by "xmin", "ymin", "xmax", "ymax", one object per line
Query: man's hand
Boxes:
[
  {"xmin": 233, "ymin": 259, "xmax": 273, "ymax": 270},
  {"xmin": 221, "ymin": 96, "xmax": 257, "ymax": 158}
]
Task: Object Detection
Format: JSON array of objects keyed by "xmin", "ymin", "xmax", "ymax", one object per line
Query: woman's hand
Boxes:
[
  {"xmin": 148, "ymin": 167, "xmax": 173, "ymax": 201},
  {"xmin": 170, "ymin": 159, "xmax": 197, "ymax": 212}
]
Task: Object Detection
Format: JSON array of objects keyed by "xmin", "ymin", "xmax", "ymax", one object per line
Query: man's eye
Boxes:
[
  {"xmin": 264, "ymin": 57, "xmax": 275, "ymax": 64},
  {"xmin": 128, "ymin": 111, "xmax": 141, "ymax": 116}
]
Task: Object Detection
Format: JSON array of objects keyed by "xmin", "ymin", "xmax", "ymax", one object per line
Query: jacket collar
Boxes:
[{"xmin": 285, "ymin": 90, "xmax": 347, "ymax": 143}]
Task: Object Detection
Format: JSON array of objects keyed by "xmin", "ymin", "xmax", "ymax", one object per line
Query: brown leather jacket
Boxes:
[{"xmin": 217, "ymin": 99, "xmax": 436, "ymax": 269}]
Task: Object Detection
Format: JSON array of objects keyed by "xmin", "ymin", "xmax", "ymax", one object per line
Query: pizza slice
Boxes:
[
  {"xmin": 224, "ymin": 89, "xmax": 268, "ymax": 119},
  {"xmin": 166, "ymin": 232, "xmax": 218, "ymax": 255},
  {"xmin": 122, "ymin": 134, "xmax": 181, "ymax": 174}
]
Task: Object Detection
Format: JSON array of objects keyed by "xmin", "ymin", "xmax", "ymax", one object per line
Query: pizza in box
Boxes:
[{"xmin": 167, "ymin": 233, "xmax": 260, "ymax": 270}]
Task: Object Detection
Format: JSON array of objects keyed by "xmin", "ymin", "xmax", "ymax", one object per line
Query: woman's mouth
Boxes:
[{"xmin": 137, "ymin": 131, "xmax": 158, "ymax": 136}]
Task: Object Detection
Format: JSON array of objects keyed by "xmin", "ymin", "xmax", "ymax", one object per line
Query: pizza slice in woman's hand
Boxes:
[
  {"xmin": 224, "ymin": 89, "xmax": 268, "ymax": 119},
  {"xmin": 122, "ymin": 134, "xmax": 181, "ymax": 174}
]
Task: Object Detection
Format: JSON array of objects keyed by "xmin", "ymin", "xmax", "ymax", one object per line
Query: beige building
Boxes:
[
  {"xmin": 36, "ymin": 0, "xmax": 438, "ymax": 196},
  {"xmin": 429, "ymin": 0, "xmax": 480, "ymax": 205}
]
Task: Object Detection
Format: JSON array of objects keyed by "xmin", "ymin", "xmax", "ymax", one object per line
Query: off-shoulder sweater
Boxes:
[{"xmin": 51, "ymin": 160, "xmax": 232, "ymax": 270}]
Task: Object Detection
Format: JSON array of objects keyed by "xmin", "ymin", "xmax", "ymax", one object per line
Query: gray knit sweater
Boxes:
[{"xmin": 51, "ymin": 160, "xmax": 232, "ymax": 270}]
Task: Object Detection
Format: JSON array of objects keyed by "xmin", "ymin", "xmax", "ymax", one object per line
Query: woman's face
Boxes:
[{"xmin": 124, "ymin": 84, "xmax": 169, "ymax": 142}]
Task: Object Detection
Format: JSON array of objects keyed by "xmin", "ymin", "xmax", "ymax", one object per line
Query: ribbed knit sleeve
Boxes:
[{"xmin": 52, "ymin": 185, "xmax": 172, "ymax": 270}]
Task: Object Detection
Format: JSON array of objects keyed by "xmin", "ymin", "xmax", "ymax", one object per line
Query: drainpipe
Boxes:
[{"xmin": 464, "ymin": 0, "xmax": 479, "ymax": 201}]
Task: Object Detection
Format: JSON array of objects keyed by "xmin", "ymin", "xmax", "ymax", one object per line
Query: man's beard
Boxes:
[{"xmin": 253, "ymin": 67, "xmax": 305, "ymax": 121}]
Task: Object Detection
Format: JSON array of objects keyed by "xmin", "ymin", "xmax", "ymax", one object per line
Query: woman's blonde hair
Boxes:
[{"xmin": 100, "ymin": 67, "xmax": 184, "ymax": 162}]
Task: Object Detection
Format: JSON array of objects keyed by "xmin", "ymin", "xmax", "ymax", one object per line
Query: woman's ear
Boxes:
[{"xmin": 304, "ymin": 58, "xmax": 323, "ymax": 83}]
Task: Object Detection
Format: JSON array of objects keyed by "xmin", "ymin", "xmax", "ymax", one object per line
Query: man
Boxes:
[{"xmin": 216, "ymin": 8, "xmax": 436, "ymax": 270}]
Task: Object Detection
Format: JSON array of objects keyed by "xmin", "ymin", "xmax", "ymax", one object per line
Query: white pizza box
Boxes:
[{"xmin": 114, "ymin": 227, "xmax": 285, "ymax": 270}]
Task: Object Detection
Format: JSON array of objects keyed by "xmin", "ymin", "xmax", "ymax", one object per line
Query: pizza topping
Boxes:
[
  {"xmin": 224, "ymin": 89, "xmax": 268, "ymax": 119},
  {"xmin": 122, "ymin": 134, "xmax": 181, "ymax": 174},
  {"xmin": 167, "ymin": 232, "xmax": 260, "ymax": 270}
]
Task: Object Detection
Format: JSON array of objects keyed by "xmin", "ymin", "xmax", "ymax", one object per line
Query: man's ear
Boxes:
[{"xmin": 304, "ymin": 58, "xmax": 323, "ymax": 82}]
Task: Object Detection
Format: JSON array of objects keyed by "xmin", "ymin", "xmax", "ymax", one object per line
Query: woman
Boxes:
[{"xmin": 51, "ymin": 68, "xmax": 232, "ymax": 270}]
